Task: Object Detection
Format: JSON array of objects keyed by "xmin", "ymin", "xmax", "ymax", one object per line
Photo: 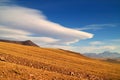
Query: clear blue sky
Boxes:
[{"xmin": 0, "ymin": 0, "xmax": 120, "ymax": 53}]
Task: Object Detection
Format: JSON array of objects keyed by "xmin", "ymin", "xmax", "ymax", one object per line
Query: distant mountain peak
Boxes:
[{"xmin": 0, "ymin": 39, "xmax": 39, "ymax": 47}]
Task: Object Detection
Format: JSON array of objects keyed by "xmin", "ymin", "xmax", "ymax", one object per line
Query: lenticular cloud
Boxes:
[{"xmin": 0, "ymin": 5, "xmax": 93, "ymax": 45}]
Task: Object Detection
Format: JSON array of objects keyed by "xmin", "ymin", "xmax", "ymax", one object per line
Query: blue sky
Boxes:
[
  {"xmin": 17, "ymin": 0, "xmax": 120, "ymax": 24},
  {"xmin": 0, "ymin": 0, "xmax": 120, "ymax": 53}
]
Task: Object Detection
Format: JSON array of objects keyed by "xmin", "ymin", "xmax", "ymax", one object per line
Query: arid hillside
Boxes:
[{"xmin": 0, "ymin": 42, "xmax": 120, "ymax": 80}]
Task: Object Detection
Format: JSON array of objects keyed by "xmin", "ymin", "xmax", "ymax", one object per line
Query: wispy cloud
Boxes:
[
  {"xmin": 110, "ymin": 39, "xmax": 120, "ymax": 42},
  {"xmin": 0, "ymin": 0, "xmax": 12, "ymax": 5},
  {"xmin": 45, "ymin": 44, "xmax": 117, "ymax": 53},
  {"xmin": 77, "ymin": 46, "xmax": 116, "ymax": 53},
  {"xmin": 76, "ymin": 24, "xmax": 116, "ymax": 31},
  {"xmin": 0, "ymin": 0, "xmax": 11, "ymax": 3},
  {"xmin": 72, "ymin": 40, "xmax": 119, "ymax": 53},
  {"xmin": 0, "ymin": 5, "xmax": 93, "ymax": 45},
  {"xmin": 89, "ymin": 41, "xmax": 104, "ymax": 45}
]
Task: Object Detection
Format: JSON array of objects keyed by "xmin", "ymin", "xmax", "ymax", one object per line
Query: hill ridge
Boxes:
[{"xmin": 0, "ymin": 39, "xmax": 39, "ymax": 47}]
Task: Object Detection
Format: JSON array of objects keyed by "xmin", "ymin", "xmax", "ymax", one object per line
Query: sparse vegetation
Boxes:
[{"xmin": 0, "ymin": 42, "xmax": 120, "ymax": 80}]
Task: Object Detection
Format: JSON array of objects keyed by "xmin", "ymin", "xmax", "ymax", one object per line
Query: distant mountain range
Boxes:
[
  {"xmin": 83, "ymin": 51, "xmax": 120, "ymax": 59},
  {"xmin": 0, "ymin": 39, "xmax": 39, "ymax": 47}
]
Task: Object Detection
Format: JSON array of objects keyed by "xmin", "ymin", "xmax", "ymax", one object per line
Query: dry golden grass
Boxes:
[
  {"xmin": 0, "ymin": 42, "xmax": 120, "ymax": 80},
  {"xmin": 0, "ymin": 61, "xmax": 81, "ymax": 80}
]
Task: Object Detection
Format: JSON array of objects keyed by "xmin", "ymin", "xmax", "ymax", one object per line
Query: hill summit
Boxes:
[{"xmin": 0, "ymin": 39, "xmax": 39, "ymax": 47}]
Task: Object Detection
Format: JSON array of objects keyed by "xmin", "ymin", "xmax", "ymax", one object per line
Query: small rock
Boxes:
[
  {"xmin": 0, "ymin": 57, "xmax": 6, "ymax": 61},
  {"xmin": 70, "ymin": 72, "xmax": 74, "ymax": 76},
  {"xmin": 29, "ymin": 74, "xmax": 35, "ymax": 80}
]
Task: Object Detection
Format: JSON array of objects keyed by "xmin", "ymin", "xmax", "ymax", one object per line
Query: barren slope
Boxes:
[{"xmin": 0, "ymin": 42, "xmax": 120, "ymax": 80}]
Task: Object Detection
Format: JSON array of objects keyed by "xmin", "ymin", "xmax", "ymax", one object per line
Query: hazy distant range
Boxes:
[{"xmin": 83, "ymin": 51, "xmax": 120, "ymax": 59}]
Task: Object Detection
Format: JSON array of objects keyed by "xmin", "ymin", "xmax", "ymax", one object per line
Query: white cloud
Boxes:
[
  {"xmin": 76, "ymin": 24, "xmax": 116, "ymax": 31},
  {"xmin": 0, "ymin": 26, "xmax": 59, "ymax": 44},
  {"xmin": 0, "ymin": 26, "xmax": 30, "ymax": 35},
  {"xmin": 0, "ymin": 5, "xmax": 93, "ymax": 45}
]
